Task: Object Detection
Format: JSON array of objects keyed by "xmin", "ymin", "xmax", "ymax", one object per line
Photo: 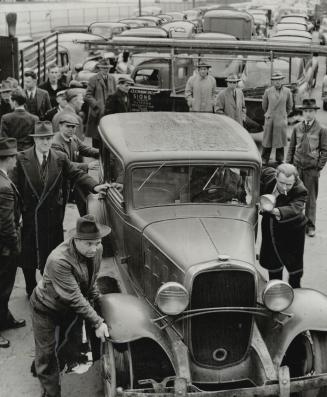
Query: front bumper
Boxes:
[{"xmin": 116, "ymin": 372, "xmax": 327, "ymax": 397}]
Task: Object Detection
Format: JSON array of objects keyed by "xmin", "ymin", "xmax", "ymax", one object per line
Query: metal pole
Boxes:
[
  {"xmin": 138, "ymin": 0, "xmax": 142, "ymax": 16},
  {"xmin": 192, "ymin": 0, "xmax": 195, "ymax": 8}
]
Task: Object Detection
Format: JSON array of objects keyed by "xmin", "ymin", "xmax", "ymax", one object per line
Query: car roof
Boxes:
[
  {"xmin": 194, "ymin": 32, "xmax": 237, "ymax": 40},
  {"xmin": 99, "ymin": 112, "xmax": 260, "ymax": 165},
  {"xmin": 119, "ymin": 27, "xmax": 168, "ymax": 38},
  {"xmin": 88, "ymin": 22, "xmax": 127, "ymax": 28},
  {"xmin": 204, "ymin": 9, "xmax": 253, "ymax": 21},
  {"xmin": 276, "ymin": 23, "xmax": 306, "ymax": 31}
]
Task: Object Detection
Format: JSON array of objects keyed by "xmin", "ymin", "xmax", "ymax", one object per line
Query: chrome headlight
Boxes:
[
  {"xmin": 263, "ymin": 280, "xmax": 294, "ymax": 312},
  {"xmin": 155, "ymin": 282, "xmax": 189, "ymax": 315}
]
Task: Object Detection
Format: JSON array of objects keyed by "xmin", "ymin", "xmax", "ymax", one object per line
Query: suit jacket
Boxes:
[
  {"xmin": 104, "ymin": 90, "xmax": 131, "ymax": 114},
  {"xmin": 12, "ymin": 147, "xmax": 98, "ymax": 271},
  {"xmin": 0, "ymin": 170, "xmax": 21, "ymax": 256},
  {"xmin": 215, "ymin": 87, "xmax": 246, "ymax": 125},
  {"xmin": 52, "ymin": 104, "xmax": 84, "ymax": 140},
  {"xmin": 34, "ymin": 238, "xmax": 103, "ymax": 328},
  {"xmin": 262, "ymin": 86, "xmax": 293, "ymax": 148},
  {"xmin": 85, "ymin": 72, "xmax": 116, "ymax": 138},
  {"xmin": 39, "ymin": 79, "xmax": 68, "ymax": 108},
  {"xmin": 44, "ymin": 106, "xmax": 59, "ymax": 122},
  {"xmin": 25, "ymin": 88, "xmax": 52, "ymax": 120},
  {"xmin": 0, "ymin": 108, "xmax": 38, "ymax": 151},
  {"xmin": 287, "ymin": 119, "xmax": 327, "ymax": 170}
]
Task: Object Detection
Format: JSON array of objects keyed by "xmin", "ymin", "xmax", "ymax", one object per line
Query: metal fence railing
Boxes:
[{"xmin": 0, "ymin": 1, "xmax": 210, "ymax": 37}]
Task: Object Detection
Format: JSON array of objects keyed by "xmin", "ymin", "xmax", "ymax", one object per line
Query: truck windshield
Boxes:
[{"xmin": 132, "ymin": 164, "xmax": 254, "ymax": 208}]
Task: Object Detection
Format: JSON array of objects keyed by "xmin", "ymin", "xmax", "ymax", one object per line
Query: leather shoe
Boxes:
[
  {"xmin": 0, "ymin": 335, "xmax": 10, "ymax": 348},
  {"xmin": 0, "ymin": 318, "xmax": 26, "ymax": 331}
]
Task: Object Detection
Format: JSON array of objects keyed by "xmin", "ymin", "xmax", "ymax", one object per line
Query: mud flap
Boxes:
[{"xmin": 279, "ymin": 366, "xmax": 290, "ymax": 397}]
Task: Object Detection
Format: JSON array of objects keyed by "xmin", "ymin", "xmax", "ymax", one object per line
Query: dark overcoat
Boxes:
[
  {"xmin": 85, "ymin": 73, "xmax": 116, "ymax": 139},
  {"xmin": 0, "ymin": 108, "xmax": 39, "ymax": 151},
  {"xmin": 12, "ymin": 147, "xmax": 97, "ymax": 272},
  {"xmin": 259, "ymin": 167, "xmax": 307, "ymax": 275},
  {"xmin": 262, "ymin": 86, "xmax": 293, "ymax": 148}
]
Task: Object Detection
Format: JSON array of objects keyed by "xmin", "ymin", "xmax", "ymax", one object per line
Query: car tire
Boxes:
[
  {"xmin": 323, "ymin": 102, "xmax": 327, "ymax": 111},
  {"xmin": 282, "ymin": 331, "xmax": 327, "ymax": 396},
  {"xmin": 101, "ymin": 341, "xmax": 132, "ymax": 397}
]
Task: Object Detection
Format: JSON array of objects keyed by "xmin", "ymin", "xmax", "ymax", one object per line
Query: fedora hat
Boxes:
[
  {"xmin": 96, "ymin": 58, "xmax": 112, "ymax": 69},
  {"xmin": 0, "ymin": 80, "xmax": 12, "ymax": 93},
  {"xmin": 0, "ymin": 137, "xmax": 17, "ymax": 157},
  {"xmin": 69, "ymin": 214, "xmax": 111, "ymax": 240},
  {"xmin": 30, "ymin": 121, "xmax": 54, "ymax": 137},
  {"xmin": 226, "ymin": 73, "xmax": 241, "ymax": 82},
  {"xmin": 197, "ymin": 61, "xmax": 211, "ymax": 68},
  {"xmin": 271, "ymin": 72, "xmax": 285, "ymax": 80},
  {"xmin": 297, "ymin": 98, "xmax": 320, "ymax": 110}
]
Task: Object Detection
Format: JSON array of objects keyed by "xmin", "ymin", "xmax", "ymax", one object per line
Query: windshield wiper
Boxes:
[
  {"xmin": 202, "ymin": 165, "xmax": 224, "ymax": 191},
  {"xmin": 138, "ymin": 162, "xmax": 166, "ymax": 191}
]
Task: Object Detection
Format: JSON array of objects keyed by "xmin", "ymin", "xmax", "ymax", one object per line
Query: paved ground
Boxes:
[{"xmin": 2, "ymin": 57, "xmax": 327, "ymax": 397}]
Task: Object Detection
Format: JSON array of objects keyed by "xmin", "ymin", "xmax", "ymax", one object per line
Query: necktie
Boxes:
[
  {"xmin": 41, "ymin": 154, "xmax": 47, "ymax": 181},
  {"xmin": 233, "ymin": 90, "xmax": 236, "ymax": 101},
  {"xmin": 301, "ymin": 124, "xmax": 311, "ymax": 154}
]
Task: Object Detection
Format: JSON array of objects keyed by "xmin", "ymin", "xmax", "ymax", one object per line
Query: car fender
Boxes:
[
  {"xmin": 264, "ymin": 288, "xmax": 327, "ymax": 367},
  {"xmin": 99, "ymin": 293, "xmax": 165, "ymax": 343}
]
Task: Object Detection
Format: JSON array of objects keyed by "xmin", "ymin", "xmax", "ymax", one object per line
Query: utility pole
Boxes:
[{"xmin": 139, "ymin": 0, "xmax": 142, "ymax": 16}]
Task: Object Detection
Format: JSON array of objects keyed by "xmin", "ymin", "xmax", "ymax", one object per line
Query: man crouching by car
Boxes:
[{"xmin": 30, "ymin": 215, "xmax": 110, "ymax": 397}]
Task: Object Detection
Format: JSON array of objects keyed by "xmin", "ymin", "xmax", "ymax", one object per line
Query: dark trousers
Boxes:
[
  {"xmin": 262, "ymin": 147, "xmax": 284, "ymax": 164},
  {"xmin": 0, "ymin": 256, "xmax": 17, "ymax": 327},
  {"xmin": 297, "ymin": 168, "xmax": 319, "ymax": 230},
  {"xmin": 23, "ymin": 267, "xmax": 37, "ymax": 296}
]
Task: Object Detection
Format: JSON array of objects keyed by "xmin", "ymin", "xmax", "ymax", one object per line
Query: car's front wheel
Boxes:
[
  {"xmin": 101, "ymin": 341, "xmax": 132, "ymax": 397},
  {"xmin": 282, "ymin": 331, "xmax": 327, "ymax": 396}
]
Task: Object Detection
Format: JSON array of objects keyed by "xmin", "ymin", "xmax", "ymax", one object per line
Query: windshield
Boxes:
[{"xmin": 132, "ymin": 164, "xmax": 254, "ymax": 208}]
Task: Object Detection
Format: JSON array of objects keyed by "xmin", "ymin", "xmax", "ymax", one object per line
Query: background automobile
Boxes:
[
  {"xmin": 118, "ymin": 19, "xmax": 148, "ymax": 29},
  {"xmin": 87, "ymin": 22, "xmax": 128, "ymax": 40},
  {"xmin": 162, "ymin": 21, "xmax": 196, "ymax": 38},
  {"xmin": 119, "ymin": 27, "xmax": 168, "ymax": 39}
]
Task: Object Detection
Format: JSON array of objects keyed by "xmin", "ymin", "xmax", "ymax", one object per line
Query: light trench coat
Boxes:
[
  {"xmin": 185, "ymin": 73, "xmax": 216, "ymax": 112},
  {"xmin": 262, "ymin": 85, "xmax": 293, "ymax": 148}
]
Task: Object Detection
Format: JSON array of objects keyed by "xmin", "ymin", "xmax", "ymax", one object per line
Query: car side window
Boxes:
[
  {"xmin": 102, "ymin": 147, "xmax": 124, "ymax": 199},
  {"xmin": 134, "ymin": 68, "xmax": 160, "ymax": 86}
]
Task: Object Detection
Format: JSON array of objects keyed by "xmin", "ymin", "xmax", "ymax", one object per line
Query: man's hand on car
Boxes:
[
  {"xmin": 95, "ymin": 322, "xmax": 110, "ymax": 342},
  {"xmin": 94, "ymin": 183, "xmax": 111, "ymax": 193}
]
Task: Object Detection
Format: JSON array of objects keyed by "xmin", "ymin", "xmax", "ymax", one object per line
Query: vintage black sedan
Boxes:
[{"xmin": 88, "ymin": 112, "xmax": 327, "ymax": 397}]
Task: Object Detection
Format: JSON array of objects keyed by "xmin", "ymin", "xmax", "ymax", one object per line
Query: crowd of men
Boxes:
[{"xmin": 0, "ymin": 58, "xmax": 327, "ymax": 396}]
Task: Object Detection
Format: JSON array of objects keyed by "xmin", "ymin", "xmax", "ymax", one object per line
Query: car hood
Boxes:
[{"xmin": 143, "ymin": 216, "xmax": 255, "ymax": 272}]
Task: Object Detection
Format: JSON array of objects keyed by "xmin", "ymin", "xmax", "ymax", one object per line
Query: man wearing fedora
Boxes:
[
  {"xmin": 0, "ymin": 79, "xmax": 14, "ymax": 122},
  {"xmin": 12, "ymin": 121, "xmax": 110, "ymax": 299},
  {"xmin": 215, "ymin": 74, "xmax": 246, "ymax": 125},
  {"xmin": 52, "ymin": 113, "xmax": 99, "ymax": 216},
  {"xmin": 0, "ymin": 137, "xmax": 26, "ymax": 348},
  {"xmin": 85, "ymin": 59, "xmax": 116, "ymax": 147},
  {"xmin": 262, "ymin": 72, "xmax": 293, "ymax": 165},
  {"xmin": 104, "ymin": 76, "xmax": 134, "ymax": 114},
  {"xmin": 185, "ymin": 61, "xmax": 216, "ymax": 112},
  {"xmin": 0, "ymin": 88, "xmax": 39, "ymax": 151},
  {"xmin": 259, "ymin": 163, "xmax": 307, "ymax": 288},
  {"xmin": 30, "ymin": 214, "xmax": 110, "ymax": 397},
  {"xmin": 286, "ymin": 98, "xmax": 327, "ymax": 237}
]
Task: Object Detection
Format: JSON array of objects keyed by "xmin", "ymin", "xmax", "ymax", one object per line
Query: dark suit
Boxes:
[
  {"xmin": 44, "ymin": 106, "xmax": 59, "ymax": 122},
  {"xmin": 259, "ymin": 167, "xmax": 307, "ymax": 279},
  {"xmin": 0, "ymin": 100, "xmax": 12, "ymax": 122},
  {"xmin": 0, "ymin": 170, "xmax": 21, "ymax": 326},
  {"xmin": 0, "ymin": 108, "xmax": 38, "ymax": 151},
  {"xmin": 12, "ymin": 147, "xmax": 98, "ymax": 294},
  {"xmin": 25, "ymin": 88, "xmax": 51, "ymax": 120},
  {"xmin": 52, "ymin": 132, "xmax": 99, "ymax": 215},
  {"xmin": 104, "ymin": 89, "xmax": 131, "ymax": 114},
  {"xmin": 39, "ymin": 79, "xmax": 68, "ymax": 108}
]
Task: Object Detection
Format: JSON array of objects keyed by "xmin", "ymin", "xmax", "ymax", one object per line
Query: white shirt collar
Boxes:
[
  {"xmin": 0, "ymin": 168, "xmax": 8, "ymax": 176},
  {"xmin": 27, "ymin": 87, "xmax": 37, "ymax": 97},
  {"xmin": 35, "ymin": 148, "xmax": 49, "ymax": 165}
]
